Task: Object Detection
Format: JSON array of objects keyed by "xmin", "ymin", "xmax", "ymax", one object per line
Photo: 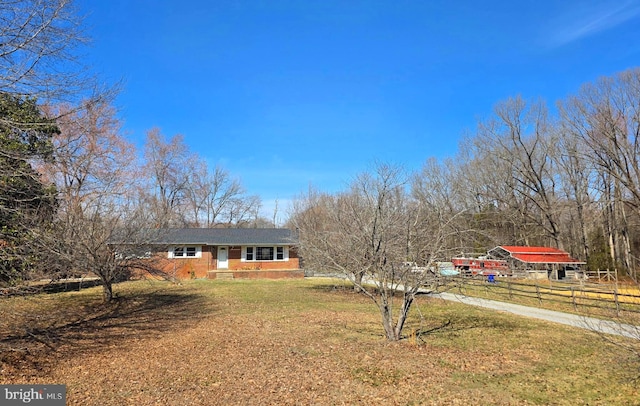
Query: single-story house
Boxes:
[
  {"xmin": 487, "ymin": 245, "xmax": 585, "ymax": 280},
  {"xmin": 125, "ymin": 228, "xmax": 302, "ymax": 280}
]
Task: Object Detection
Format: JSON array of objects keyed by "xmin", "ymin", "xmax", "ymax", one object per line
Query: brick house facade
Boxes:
[{"xmin": 133, "ymin": 228, "xmax": 302, "ymax": 280}]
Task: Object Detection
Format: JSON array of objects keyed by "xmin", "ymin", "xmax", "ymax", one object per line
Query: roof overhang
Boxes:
[
  {"xmin": 511, "ymin": 255, "xmax": 586, "ymax": 265},
  {"xmin": 489, "ymin": 246, "xmax": 585, "ymax": 265}
]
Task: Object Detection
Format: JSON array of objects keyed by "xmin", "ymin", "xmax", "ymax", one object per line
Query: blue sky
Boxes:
[{"xmin": 77, "ymin": 0, "xmax": 640, "ymax": 220}]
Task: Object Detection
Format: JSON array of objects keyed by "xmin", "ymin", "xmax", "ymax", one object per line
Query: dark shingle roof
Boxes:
[{"xmin": 147, "ymin": 228, "xmax": 297, "ymax": 245}]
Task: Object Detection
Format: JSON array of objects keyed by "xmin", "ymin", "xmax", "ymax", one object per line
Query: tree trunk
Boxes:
[
  {"xmin": 603, "ymin": 174, "xmax": 617, "ymax": 265},
  {"xmin": 378, "ymin": 293, "xmax": 415, "ymax": 341},
  {"xmin": 617, "ymin": 194, "xmax": 632, "ymax": 273},
  {"xmin": 354, "ymin": 271, "xmax": 364, "ymax": 292},
  {"xmin": 576, "ymin": 201, "xmax": 589, "ymax": 260},
  {"xmin": 102, "ymin": 279, "xmax": 113, "ymax": 302},
  {"xmin": 379, "ymin": 299, "xmax": 396, "ymax": 341},
  {"xmin": 393, "ymin": 295, "xmax": 414, "ymax": 341}
]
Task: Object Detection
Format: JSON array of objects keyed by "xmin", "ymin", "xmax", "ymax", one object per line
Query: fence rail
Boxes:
[{"xmin": 448, "ymin": 276, "xmax": 640, "ymax": 315}]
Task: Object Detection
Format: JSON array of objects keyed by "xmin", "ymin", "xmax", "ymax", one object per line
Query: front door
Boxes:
[{"xmin": 217, "ymin": 246, "xmax": 229, "ymax": 269}]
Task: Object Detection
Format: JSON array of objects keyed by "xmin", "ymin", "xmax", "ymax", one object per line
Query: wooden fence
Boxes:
[
  {"xmin": 450, "ymin": 276, "xmax": 640, "ymax": 315},
  {"xmin": 585, "ymin": 269, "xmax": 617, "ymax": 282}
]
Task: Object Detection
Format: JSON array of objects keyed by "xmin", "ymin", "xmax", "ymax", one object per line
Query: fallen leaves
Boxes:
[{"xmin": 0, "ymin": 279, "xmax": 636, "ymax": 405}]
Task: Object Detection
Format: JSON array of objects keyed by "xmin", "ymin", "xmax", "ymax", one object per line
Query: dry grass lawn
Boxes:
[{"xmin": 1, "ymin": 278, "xmax": 639, "ymax": 405}]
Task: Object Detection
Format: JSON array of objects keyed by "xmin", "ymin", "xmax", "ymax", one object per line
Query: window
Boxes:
[
  {"xmin": 169, "ymin": 246, "xmax": 202, "ymax": 258},
  {"xmin": 242, "ymin": 246, "xmax": 287, "ymax": 261},
  {"xmin": 256, "ymin": 247, "xmax": 274, "ymax": 261}
]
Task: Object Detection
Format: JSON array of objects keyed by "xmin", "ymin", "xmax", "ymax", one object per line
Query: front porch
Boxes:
[{"xmin": 207, "ymin": 269, "xmax": 304, "ymax": 280}]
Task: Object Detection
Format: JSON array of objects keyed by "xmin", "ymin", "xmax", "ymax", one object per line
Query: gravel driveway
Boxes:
[
  {"xmin": 432, "ymin": 291, "xmax": 639, "ymax": 339},
  {"xmin": 310, "ymin": 275, "xmax": 639, "ymax": 339}
]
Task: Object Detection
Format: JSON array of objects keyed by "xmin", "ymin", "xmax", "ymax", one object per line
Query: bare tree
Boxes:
[
  {"xmin": 37, "ymin": 99, "xmax": 149, "ymax": 301},
  {"xmin": 559, "ymin": 68, "xmax": 640, "ymax": 276},
  {"xmin": 461, "ymin": 133, "xmax": 541, "ymax": 246},
  {"xmin": 0, "ymin": 0, "xmax": 89, "ymax": 100},
  {"xmin": 555, "ymin": 121, "xmax": 596, "ymax": 262},
  {"xmin": 411, "ymin": 157, "xmax": 486, "ymax": 253},
  {"xmin": 140, "ymin": 128, "xmax": 262, "ymax": 229},
  {"xmin": 293, "ymin": 163, "xmax": 461, "ymax": 341},
  {"xmin": 473, "ymin": 97, "xmax": 564, "ymax": 247},
  {"xmin": 230, "ymin": 195, "xmax": 262, "ymax": 227},
  {"xmin": 184, "ymin": 160, "xmax": 258, "ymax": 227},
  {"xmin": 40, "ymin": 100, "xmax": 135, "ymax": 209},
  {"xmin": 141, "ymin": 128, "xmax": 192, "ymax": 227},
  {"xmin": 272, "ymin": 198, "xmax": 279, "ymax": 227},
  {"xmin": 453, "ymin": 140, "xmax": 524, "ymax": 246}
]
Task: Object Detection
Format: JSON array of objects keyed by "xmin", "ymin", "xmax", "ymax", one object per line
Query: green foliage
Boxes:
[
  {"xmin": 587, "ymin": 230, "xmax": 616, "ymax": 271},
  {"xmin": 0, "ymin": 92, "xmax": 59, "ymax": 284},
  {"xmin": 0, "ymin": 93, "xmax": 58, "ymax": 157}
]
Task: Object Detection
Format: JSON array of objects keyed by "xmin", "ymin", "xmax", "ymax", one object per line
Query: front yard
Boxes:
[{"xmin": 1, "ymin": 278, "xmax": 638, "ymax": 405}]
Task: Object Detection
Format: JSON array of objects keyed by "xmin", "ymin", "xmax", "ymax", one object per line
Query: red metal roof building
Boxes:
[{"xmin": 488, "ymin": 246, "xmax": 585, "ymax": 279}]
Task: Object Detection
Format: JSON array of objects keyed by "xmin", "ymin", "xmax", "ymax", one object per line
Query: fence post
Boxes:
[
  {"xmin": 508, "ymin": 281, "xmax": 513, "ymax": 300},
  {"xmin": 571, "ymin": 287, "xmax": 577, "ymax": 311},
  {"xmin": 614, "ymin": 282, "xmax": 620, "ymax": 316},
  {"xmin": 536, "ymin": 283, "xmax": 542, "ymax": 305}
]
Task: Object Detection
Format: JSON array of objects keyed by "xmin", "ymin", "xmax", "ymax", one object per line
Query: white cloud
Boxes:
[{"xmin": 548, "ymin": 1, "xmax": 640, "ymax": 47}]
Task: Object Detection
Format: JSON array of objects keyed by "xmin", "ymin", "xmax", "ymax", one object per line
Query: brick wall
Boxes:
[
  {"xmin": 157, "ymin": 246, "xmax": 214, "ymax": 279},
  {"xmin": 208, "ymin": 269, "xmax": 304, "ymax": 279},
  {"xmin": 135, "ymin": 245, "xmax": 301, "ymax": 280}
]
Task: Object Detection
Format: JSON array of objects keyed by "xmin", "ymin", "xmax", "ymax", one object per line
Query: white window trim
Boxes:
[
  {"xmin": 168, "ymin": 245, "xmax": 202, "ymax": 259},
  {"xmin": 241, "ymin": 246, "xmax": 289, "ymax": 262}
]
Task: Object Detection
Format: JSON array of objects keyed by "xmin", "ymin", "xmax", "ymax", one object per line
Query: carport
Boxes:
[{"xmin": 487, "ymin": 246, "xmax": 586, "ymax": 280}]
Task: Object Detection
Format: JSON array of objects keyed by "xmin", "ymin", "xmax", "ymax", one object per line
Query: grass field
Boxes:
[{"xmin": 1, "ymin": 278, "xmax": 639, "ymax": 405}]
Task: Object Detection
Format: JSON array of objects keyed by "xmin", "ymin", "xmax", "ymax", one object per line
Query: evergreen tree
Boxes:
[{"xmin": 0, "ymin": 93, "xmax": 58, "ymax": 283}]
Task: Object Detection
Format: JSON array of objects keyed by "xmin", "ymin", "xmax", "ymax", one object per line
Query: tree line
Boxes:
[
  {"xmin": 291, "ymin": 68, "xmax": 640, "ymax": 341},
  {"xmin": 0, "ymin": 0, "xmax": 265, "ymax": 301},
  {"xmin": 455, "ymin": 68, "xmax": 640, "ymax": 278},
  {"xmin": 294, "ymin": 69, "xmax": 640, "ymax": 283}
]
